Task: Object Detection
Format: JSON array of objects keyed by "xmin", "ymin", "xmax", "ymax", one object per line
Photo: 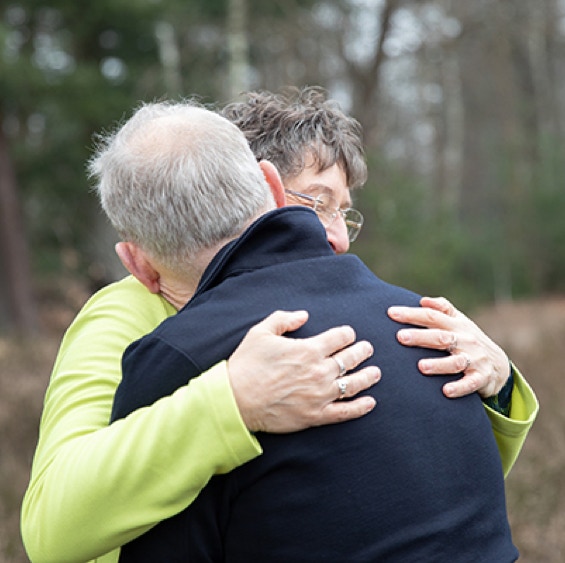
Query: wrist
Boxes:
[{"xmin": 483, "ymin": 364, "xmax": 514, "ymax": 417}]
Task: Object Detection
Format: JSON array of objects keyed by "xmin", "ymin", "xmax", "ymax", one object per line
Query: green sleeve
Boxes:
[
  {"xmin": 21, "ymin": 276, "xmax": 261, "ymax": 563},
  {"xmin": 483, "ymin": 364, "xmax": 539, "ymax": 479}
]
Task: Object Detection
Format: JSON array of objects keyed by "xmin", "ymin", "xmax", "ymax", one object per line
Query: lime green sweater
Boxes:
[
  {"xmin": 21, "ymin": 276, "xmax": 538, "ymax": 563},
  {"xmin": 21, "ymin": 276, "xmax": 261, "ymax": 563}
]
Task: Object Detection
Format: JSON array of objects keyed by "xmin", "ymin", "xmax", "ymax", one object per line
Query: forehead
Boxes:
[{"xmin": 284, "ymin": 162, "xmax": 351, "ymax": 206}]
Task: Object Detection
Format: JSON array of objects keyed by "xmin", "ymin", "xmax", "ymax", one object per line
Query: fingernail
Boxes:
[
  {"xmin": 419, "ymin": 360, "xmax": 431, "ymax": 373},
  {"xmin": 398, "ymin": 330, "xmax": 411, "ymax": 344},
  {"xmin": 444, "ymin": 384, "xmax": 455, "ymax": 397}
]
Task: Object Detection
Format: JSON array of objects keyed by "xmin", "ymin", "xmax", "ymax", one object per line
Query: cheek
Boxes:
[{"xmin": 325, "ymin": 221, "xmax": 350, "ymax": 255}]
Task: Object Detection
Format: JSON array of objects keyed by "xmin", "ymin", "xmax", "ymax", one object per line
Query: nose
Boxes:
[{"xmin": 325, "ymin": 216, "xmax": 350, "ymax": 254}]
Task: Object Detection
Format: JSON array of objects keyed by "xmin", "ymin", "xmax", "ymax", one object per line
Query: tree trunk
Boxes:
[
  {"xmin": 0, "ymin": 127, "xmax": 38, "ymax": 335},
  {"xmin": 350, "ymin": 0, "xmax": 400, "ymax": 146}
]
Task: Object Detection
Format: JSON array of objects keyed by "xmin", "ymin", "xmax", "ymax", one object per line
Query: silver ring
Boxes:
[
  {"xmin": 462, "ymin": 354, "xmax": 471, "ymax": 372},
  {"xmin": 337, "ymin": 379, "xmax": 348, "ymax": 398},
  {"xmin": 447, "ymin": 335, "xmax": 458, "ymax": 354},
  {"xmin": 333, "ymin": 355, "xmax": 347, "ymax": 377}
]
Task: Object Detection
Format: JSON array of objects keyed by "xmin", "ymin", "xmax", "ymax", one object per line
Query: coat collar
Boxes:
[{"xmin": 193, "ymin": 207, "xmax": 334, "ymax": 298}]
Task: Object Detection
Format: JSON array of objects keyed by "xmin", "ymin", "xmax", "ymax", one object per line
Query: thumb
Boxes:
[{"xmin": 260, "ymin": 310, "xmax": 309, "ymax": 336}]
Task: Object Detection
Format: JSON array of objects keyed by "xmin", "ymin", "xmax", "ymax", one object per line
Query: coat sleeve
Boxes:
[
  {"xmin": 21, "ymin": 277, "xmax": 260, "ymax": 563},
  {"xmin": 484, "ymin": 364, "xmax": 539, "ymax": 478}
]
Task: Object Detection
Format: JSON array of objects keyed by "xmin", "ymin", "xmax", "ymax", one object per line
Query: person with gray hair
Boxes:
[
  {"xmin": 21, "ymin": 91, "xmax": 537, "ymax": 563},
  {"xmin": 91, "ymin": 102, "xmax": 277, "ymax": 296},
  {"xmin": 109, "ymin": 100, "xmax": 519, "ymax": 562},
  {"xmin": 21, "ymin": 101, "xmax": 379, "ymax": 563}
]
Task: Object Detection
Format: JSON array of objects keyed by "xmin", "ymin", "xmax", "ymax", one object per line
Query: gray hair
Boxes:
[
  {"xmin": 222, "ymin": 86, "xmax": 367, "ymax": 189},
  {"xmin": 88, "ymin": 100, "xmax": 274, "ymax": 271}
]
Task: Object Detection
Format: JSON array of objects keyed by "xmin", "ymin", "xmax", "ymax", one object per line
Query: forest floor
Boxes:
[{"xmin": 0, "ymin": 285, "xmax": 563, "ymax": 562}]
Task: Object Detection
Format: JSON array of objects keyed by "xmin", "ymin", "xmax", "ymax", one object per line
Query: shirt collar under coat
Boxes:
[{"xmin": 191, "ymin": 207, "xmax": 335, "ymax": 301}]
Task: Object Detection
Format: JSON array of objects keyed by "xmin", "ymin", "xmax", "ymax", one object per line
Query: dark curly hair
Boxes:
[{"xmin": 222, "ymin": 87, "xmax": 367, "ymax": 189}]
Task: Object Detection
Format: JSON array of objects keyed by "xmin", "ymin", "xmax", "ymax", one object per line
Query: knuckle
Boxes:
[
  {"xmin": 465, "ymin": 376, "xmax": 481, "ymax": 393},
  {"xmin": 422, "ymin": 307, "xmax": 440, "ymax": 324},
  {"xmin": 439, "ymin": 331, "xmax": 454, "ymax": 346},
  {"xmin": 458, "ymin": 356, "xmax": 469, "ymax": 371},
  {"xmin": 440, "ymin": 296, "xmax": 453, "ymax": 307},
  {"xmin": 310, "ymin": 363, "xmax": 330, "ymax": 384},
  {"xmin": 435, "ymin": 296, "xmax": 449, "ymax": 306},
  {"xmin": 438, "ymin": 296, "xmax": 454, "ymax": 311}
]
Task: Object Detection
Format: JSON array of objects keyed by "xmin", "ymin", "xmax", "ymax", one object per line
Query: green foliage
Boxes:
[
  {"xmin": 2, "ymin": 0, "xmax": 565, "ymax": 307},
  {"xmin": 355, "ymin": 155, "xmax": 516, "ymax": 310},
  {"xmin": 354, "ymin": 134, "xmax": 565, "ymax": 310},
  {"xmin": 517, "ymin": 135, "xmax": 565, "ymax": 295},
  {"xmin": 2, "ymin": 0, "xmax": 164, "ymax": 276}
]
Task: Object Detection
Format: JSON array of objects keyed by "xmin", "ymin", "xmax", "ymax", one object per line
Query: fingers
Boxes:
[
  {"xmin": 443, "ymin": 371, "xmax": 485, "ymax": 398},
  {"xmin": 228, "ymin": 312, "xmax": 380, "ymax": 434},
  {"xmin": 328, "ymin": 340, "xmax": 375, "ymax": 378},
  {"xmin": 397, "ymin": 327, "xmax": 456, "ymax": 351},
  {"xmin": 417, "ymin": 351, "xmax": 484, "ymax": 399},
  {"xmin": 305, "ymin": 323, "xmax": 357, "ymax": 358},
  {"xmin": 388, "ymin": 304, "xmax": 455, "ymax": 330},
  {"xmin": 318, "ymin": 395, "xmax": 377, "ymax": 425},
  {"xmin": 257, "ymin": 309, "xmax": 310, "ymax": 336},
  {"xmin": 316, "ymin": 369, "xmax": 379, "ymax": 425},
  {"xmin": 332, "ymin": 368, "xmax": 378, "ymax": 401},
  {"xmin": 257, "ymin": 310, "xmax": 362, "ymax": 369},
  {"xmin": 420, "ymin": 296, "xmax": 457, "ymax": 317},
  {"xmin": 389, "ymin": 298, "xmax": 512, "ymax": 400},
  {"xmin": 419, "ymin": 352, "xmax": 473, "ymax": 376}
]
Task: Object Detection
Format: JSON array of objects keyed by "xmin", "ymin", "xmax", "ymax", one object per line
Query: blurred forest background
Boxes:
[{"xmin": 0, "ymin": 0, "xmax": 564, "ymax": 561}]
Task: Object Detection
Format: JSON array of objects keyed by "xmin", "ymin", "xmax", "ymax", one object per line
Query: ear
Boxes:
[
  {"xmin": 115, "ymin": 242, "xmax": 161, "ymax": 294},
  {"xmin": 259, "ymin": 160, "xmax": 286, "ymax": 208}
]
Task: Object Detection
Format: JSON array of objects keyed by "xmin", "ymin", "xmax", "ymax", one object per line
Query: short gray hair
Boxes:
[
  {"xmin": 89, "ymin": 100, "xmax": 273, "ymax": 271},
  {"xmin": 222, "ymin": 87, "xmax": 367, "ymax": 189}
]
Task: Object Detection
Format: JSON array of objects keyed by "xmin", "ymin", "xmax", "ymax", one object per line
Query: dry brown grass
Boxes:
[
  {"xmin": 0, "ymin": 337, "xmax": 59, "ymax": 563},
  {"xmin": 474, "ymin": 298, "xmax": 565, "ymax": 562},
  {"xmin": 0, "ymin": 295, "xmax": 563, "ymax": 562}
]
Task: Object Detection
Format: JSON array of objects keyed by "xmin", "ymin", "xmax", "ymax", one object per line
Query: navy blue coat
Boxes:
[{"xmin": 112, "ymin": 207, "xmax": 517, "ymax": 563}]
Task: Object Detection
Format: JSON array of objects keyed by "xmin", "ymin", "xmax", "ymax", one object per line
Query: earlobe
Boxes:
[
  {"xmin": 115, "ymin": 242, "xmax": 161, "ymax": 294},
  {"xmin": 259, "ymin": 160, "xmax": 286, "ymax": 208}
]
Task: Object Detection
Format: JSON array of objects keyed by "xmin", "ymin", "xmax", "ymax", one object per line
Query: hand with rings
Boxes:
[
  {"xmin": 228, "ymin": 311, "xmax": 381, "ymax": 433},
  {"xmin": 387, "ymin": 296, "xmax": 511, "ymax": 400}
]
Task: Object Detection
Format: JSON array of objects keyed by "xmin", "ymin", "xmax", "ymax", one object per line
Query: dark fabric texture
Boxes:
[{"xmin": 113, "ymin": 207, "xmax": 518, "ymax": 563}]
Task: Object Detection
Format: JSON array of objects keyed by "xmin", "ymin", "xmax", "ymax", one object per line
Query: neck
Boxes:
[
  {"xmin": 159, "ymin": 243, "xmax": 229, "ymax": 310},
  {"xmin": 159, "ymin": 279, "xmax": 198, "ymax": 310}
]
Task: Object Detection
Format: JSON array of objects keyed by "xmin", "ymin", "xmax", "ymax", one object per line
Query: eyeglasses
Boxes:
[{"xmin": 284, "ymin": 189, "xmax": 364, "ymax": 242}]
